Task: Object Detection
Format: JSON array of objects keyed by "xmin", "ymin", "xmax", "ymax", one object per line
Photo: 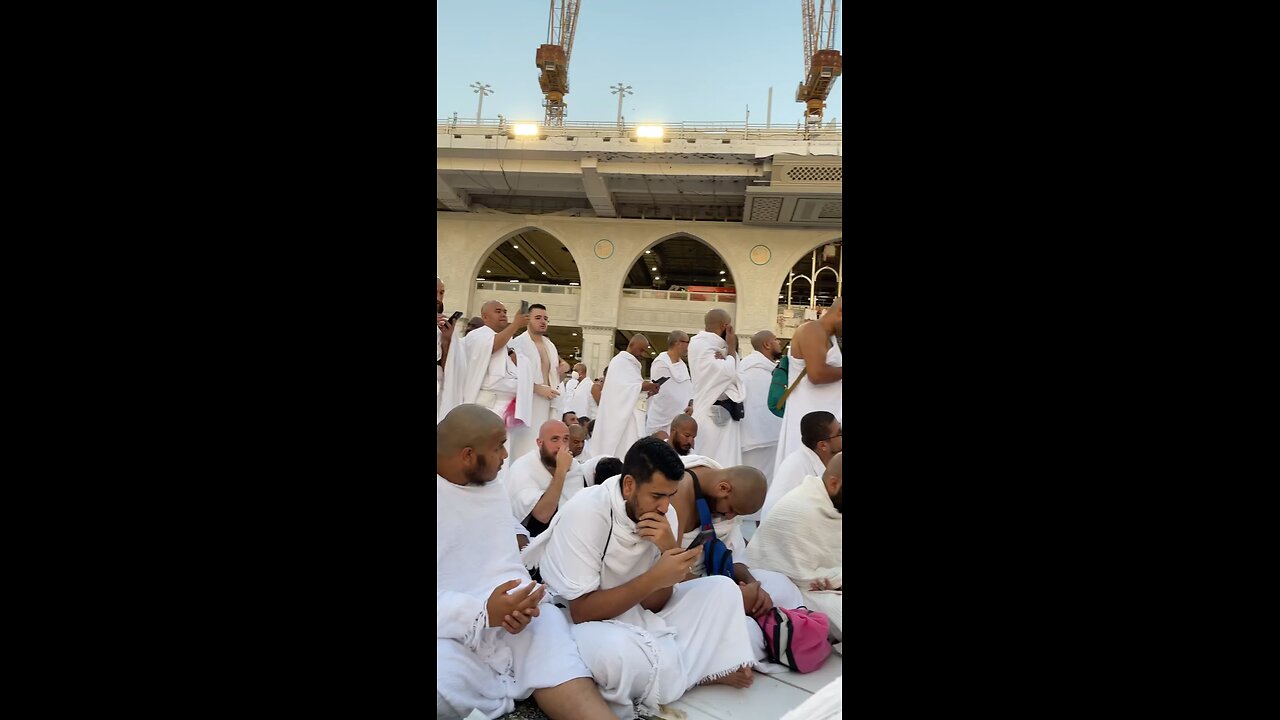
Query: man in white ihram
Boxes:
[
  {"xmin": 591, "ymin": 336, "xmax": 661, "ymax": 460},
  {"xmin": 437, "ymin": 300, "xmax": 532, "ymax": 426},
  {"xmin": 508, "ymin": 304, "xmax": 563, "ymax": 460},
  {"xmin": 747, "ymin": 452, "xmax": 844, "ymax": 647},
  {"xmin": 775, "ymin": 297, "xmax": 842, "ymax": 478},
  {"xmin": 687, "ymin": 309, "xmax": 746, "ymax": 468},
  {"xmin": 436, "ymin": 404, "xmax": 616, "ymax": 720},
  {"xmin": 645, "ymin": 331, "xmax": 693, "ymax": 436},
  {"xmin": 506, "ymin": 420, "xmax": 587, "ymax": 538},
  {"xmin": 523, "ymin": 437, "xmax": 757, "ymax": 719},
  {"xmin": 737, "ymin": 330, "xmax": 784, "ymax": 500},
  {"xmin": 761, "ymin": 410, "xmax": 842, "ymax": 522},
  {"xmin": 668, "ymin": 452, "xmax": 807, "ymax": 672}
]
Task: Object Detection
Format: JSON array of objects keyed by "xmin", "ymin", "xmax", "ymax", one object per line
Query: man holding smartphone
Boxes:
[
  {"xmin": 645, "ymin": 330, "xmax": 694, "ymax": 436},
  {"xmin": 437, "ymin": 299, "xmax": 530, "ymax": 425}
]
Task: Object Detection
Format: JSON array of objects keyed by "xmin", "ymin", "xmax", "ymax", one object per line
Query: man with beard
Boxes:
[
  {"xmin": 522, "ymin": 437, "xmax": 758, "ymax": 719},
  {"xmin": 738, "ymin": 331, "xmax": 784, "ymax": 495},
  {"xmin": 506, "ymin": 420, "xmax": 587, "ymax": 537},
  {"xmin": 666, "ymin": 453, "xmax": 807, "ymax": 672},
  {"xmin": 668, "ymin": 415, "xmax": 698, "ymax": 457},
  {"xmin": 567, "ymin": 424, "xmax": 587, "ymax": 464},
  {"xmin": 745, "ymin": 452, "xmax": 843, "ymax": 647},
  {"xmin": 688, "ymin": 309, "xmax": 746, "ymax": 468},
  {"xmin": 436, "ymin": 405, "xmax": 619, "ymax": 720},
  {"xmin": 762, "ymin": 411, "xmax": 841, "ymax": 522}
]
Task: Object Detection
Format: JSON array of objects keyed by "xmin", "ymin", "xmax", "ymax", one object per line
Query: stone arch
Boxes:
[
  {"xmin": 773, "ymin": 236, "xmax": 843, "ymax": 337},
  {"xmin": 772, "ymin": 234, "xmax": 844, "ymax": 293},
  {"xmin": 468, "ymin": 224, "xmax": 588, "ymax": 285}
]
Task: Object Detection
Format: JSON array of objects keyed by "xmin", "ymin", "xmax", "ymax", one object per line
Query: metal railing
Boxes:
[
  {"xmin": 474, "ymin": 281, "xmax": 582, "ymax": 295},
  {"xmin": 622, "ymin": 288, "xmax": 736, "ymax": 304},
  {"xmin": 439, "ymin": 117, "xmax": 841, "ymax": 141}
]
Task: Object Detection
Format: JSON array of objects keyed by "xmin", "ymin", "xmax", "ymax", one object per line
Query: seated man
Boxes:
[
  {"xmin": 507, "ymin": 420, "xmax": 588, "ymax": 537},
  {"xmin": 667, "ymin": 415, "xmax": 698, "ymax": 457},
  {"xmin": 746, "ymin": 452, "xmax": 843, "ymax": 645},
  {"xmin": 523, "ymin": 437, "xmax": 756, "ymax": 719},
  {"xmin": 562, "ymin": 411, "xmax": 579, "ymax": 427},
  {"xmin": 760, "ymin": 411, "xmax": 841, "ymax": 522},
  {"xmin": 568, "ymin": 424, "xmax": 587, "ymax": 464},
  {"xmin": 436, "ymin": 405, "xmax": 616, "ymax": 720},
  {"xmin": 668, "ymin": 454, "xmax": 806, "ymax": 671}
]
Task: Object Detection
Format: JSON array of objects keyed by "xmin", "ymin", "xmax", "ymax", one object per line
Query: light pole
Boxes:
[
  {"xmin": 610, "ymin": 82, "xmax": 632, "ymax": 130},
  {"xmin": 470, "ymin": 81, "xmax": 492, "ymax": 123}
]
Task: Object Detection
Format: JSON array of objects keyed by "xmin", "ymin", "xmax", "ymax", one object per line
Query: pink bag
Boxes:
[
  {"xmin": 756, "ymin": 606, "xmax": 833, "ymax": 673},
  {"xmin": 502, "ymin": 398, "xmax": 523, "ymax": 429}
]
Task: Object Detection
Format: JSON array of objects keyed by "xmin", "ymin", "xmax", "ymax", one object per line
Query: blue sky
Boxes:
[{"xmin": 436, "ymin": 0, "xmax": 843, "ymax": 125}]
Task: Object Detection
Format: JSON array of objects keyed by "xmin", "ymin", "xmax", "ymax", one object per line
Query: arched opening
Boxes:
[
  {"xmin": 776, "ymin": 239, "xmax": 842, "ymax": 341},
  {"xmin": 620, "ymin": 234, "xmax": 736, "ymax": 361},
  {"xmin": 472, "ymin": 227, "xmax": 585, "ymax": 366}
]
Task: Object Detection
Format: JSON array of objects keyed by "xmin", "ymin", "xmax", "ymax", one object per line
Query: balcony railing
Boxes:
[
  {"xmin": 439, "ymin": 117, "xmax": 841, "ymax": 141},
  {"xmin": 474, "ymin": 281, "xmax": 582, "ymax": 295},
  {"xmin": 622, "ymin": 288, "xmax": 736, "ymax": 303}
]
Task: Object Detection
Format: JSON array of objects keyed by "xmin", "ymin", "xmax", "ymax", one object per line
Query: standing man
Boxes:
[
  {"xmin": 775, "ymin": 298, "xmax": 842, "ymax": 478},
  {"xmin": 436, "ymin": 404, "xmax": 618, "ymax": 720},
  {"xmin": 510, "ymin": 304, "xmax": 563, "ymax": 459},
  {"xmin": 436, "ymin": 278, "xmax": 456, "ymax": 419},
  {"xmin": 688, "ymin": 309, "xmax": 746, "ymax": 468},
  {"xmin": 738, "ymin": 331, "xmax": 784, "ymax": 495},
  {"xmin": 646, "ymin": 331, "xmax": 694, "ymax": 436},
  {"xmin": 566, "ymin": 363, "xmax": 596, "ymax": 421},
  {"xmin": 438, "ymin": 300, "xmax": 531, "ymax": 426},
  {"xmin": 592, "ymin": 336, "xmax": 661, "ymax": 460}
]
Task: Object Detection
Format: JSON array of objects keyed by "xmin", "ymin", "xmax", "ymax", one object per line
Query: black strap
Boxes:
[{"xmin": 600, "ymin": 504, "xmax": 614, "ymax": 562}]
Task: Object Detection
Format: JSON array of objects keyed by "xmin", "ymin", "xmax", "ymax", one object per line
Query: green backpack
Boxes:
[{"xmin": 768, "ymin": 356, "xmax": 807, "ymax": 418}]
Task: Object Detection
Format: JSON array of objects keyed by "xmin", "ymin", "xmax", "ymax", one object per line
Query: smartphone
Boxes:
[
  {"xmin": 448, "ymin": 310, "xmax": 464, "ymax": 324},
  {"xmin": 687, "ymin": 527, "xmax": 713, "ymax": 551},
  {"xmin": 654, "ymin": 376, "xmax": 670, "ymax": 386},
  {"xmin": 518, "ymin": 300, "xmax": 530, "ymax": 315}
]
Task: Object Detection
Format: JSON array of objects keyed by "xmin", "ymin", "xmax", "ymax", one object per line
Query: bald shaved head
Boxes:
[
  {"xmin": 480, "ymin": 301, "xmax": 510, "ymax": 332},
  {"xmin": 751, "ymin": 331, "xmax": 775, "ymax": 352},
  {"xmin": 627, "ymin": 334, "xmax": 650, "ymax": 359},
  {"xmin": 825, "ymin": 451, "xmax": 843, "ymax": 513},
  {"xmin": 725, "ymin": 466, "xmax": 768, "ymax": 515},
  {"xmin": 567, "ymin": 424, "xmax": 586, "ymax": 457},
  {"xmin": 539, "ymin": 419, "xmax": 568, "ymax": 441},
  {"xmin": 438, "ymin": 404, "xmax": 504, "ymax": 455},
  {"xmin": 436, "ymin": 404, "xmax": 508, "ymax": 486},
  {"xmin": 669, "ymin": 414, "xmax": 697, "ymax": 455},
  {"xmin": 704, "ymin": 308, "xmax": 731, "ymax": 332}
]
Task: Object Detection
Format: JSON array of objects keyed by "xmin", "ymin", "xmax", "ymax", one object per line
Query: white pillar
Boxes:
[{"xmin": 580, "ymin": 325, "xmax": 616, "ymax": 381}]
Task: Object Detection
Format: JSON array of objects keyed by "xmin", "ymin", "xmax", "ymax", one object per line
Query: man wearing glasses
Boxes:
[
  {"xmin": 645, "ymin": 330, "xmax": 694, "ymax": 436},
  {"xmin": 759, "ymin": 411, "xmax": 841, "ymax": 522}
]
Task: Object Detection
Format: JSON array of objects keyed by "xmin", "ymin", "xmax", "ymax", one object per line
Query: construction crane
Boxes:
[
  {"xmin": 536, "ymin": 1, "xmax": 581, "ymax": 127},
  {"xmin": 796, "ymin": 0, "xmax": 841, "ymax": 125}
]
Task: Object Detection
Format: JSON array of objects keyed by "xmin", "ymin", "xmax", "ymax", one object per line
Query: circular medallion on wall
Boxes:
[
  {"xmin": 750, "ymin": 244, "xmax": 771, "ymax": 265},
  {"xmin": 594, "ymin": 239, "xmax": 614, "ymax": 259}
]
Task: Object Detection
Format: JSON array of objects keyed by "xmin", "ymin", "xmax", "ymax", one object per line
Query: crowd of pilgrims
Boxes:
[{"xmin": 436, "ymin": 277, "xmax": 843, "ymax": 720}]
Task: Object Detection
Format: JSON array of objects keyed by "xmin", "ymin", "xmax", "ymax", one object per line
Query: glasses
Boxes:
[{"xmin": 820, "ymin": 433, "xmax": 842, "ymax": 442}]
